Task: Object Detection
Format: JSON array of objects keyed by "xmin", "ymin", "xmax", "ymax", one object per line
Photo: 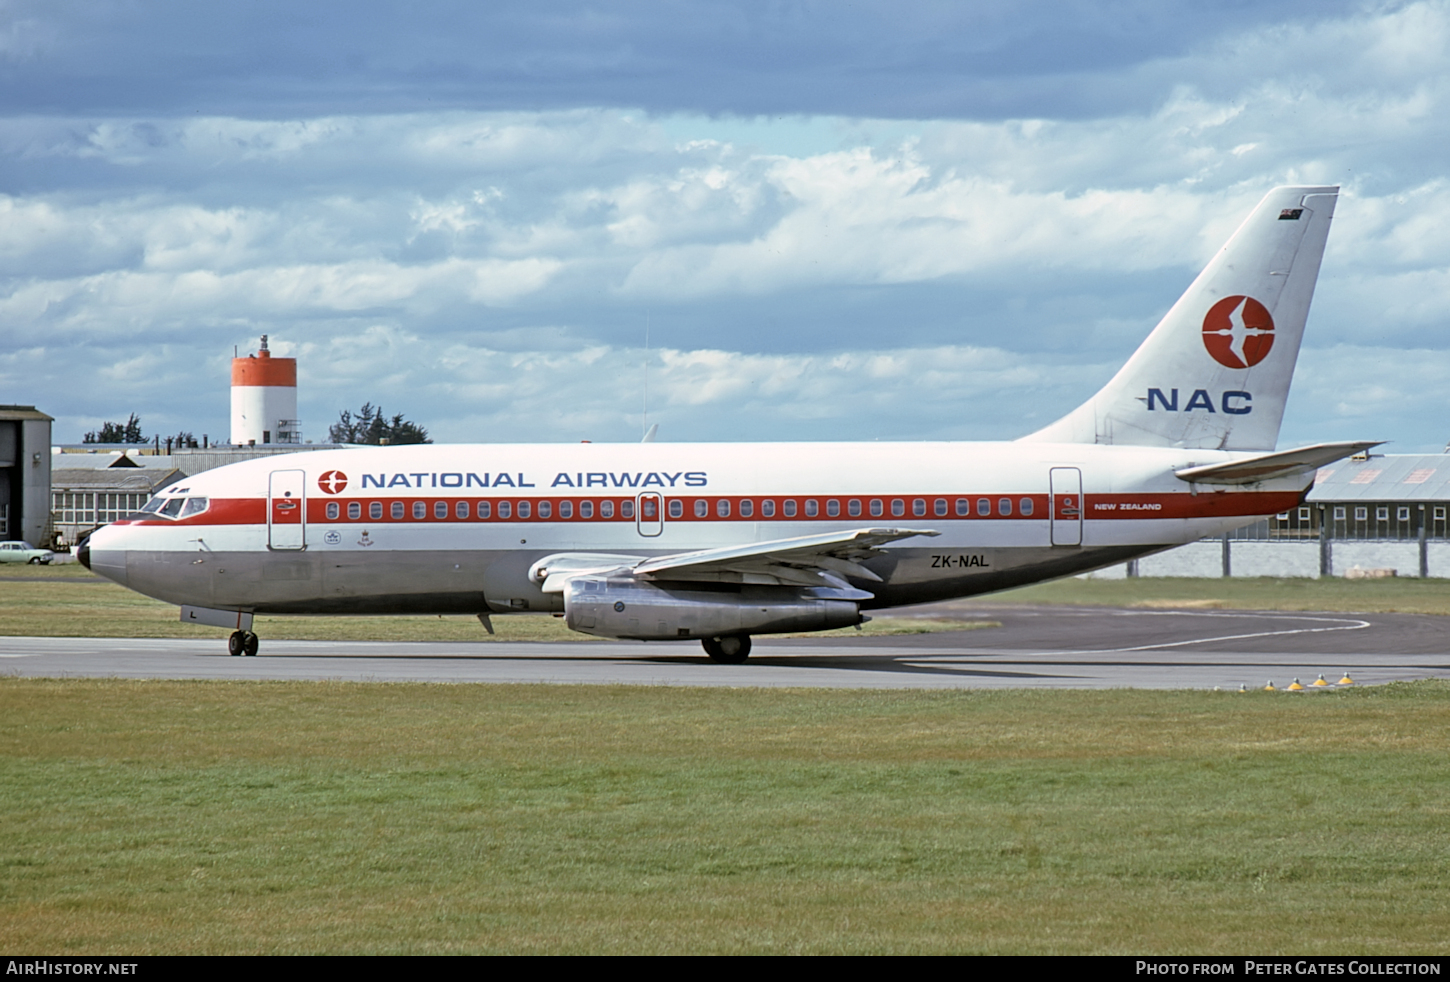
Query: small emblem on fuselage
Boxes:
[
  {"xmin": 324, "ymin": 531, "xmax": 341, "ymax": 545},
  {"xmin": 357, "ymin": 530, "xmax": 373, "ymax": 547},
  {"xmin": 318, "ymin": 470, "xmax": 349, "ymax": 494}
]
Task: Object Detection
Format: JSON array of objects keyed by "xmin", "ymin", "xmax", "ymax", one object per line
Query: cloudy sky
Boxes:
[{"xmin": 3, "ymin": 1, "xmax": 1449, "ymax": 450}]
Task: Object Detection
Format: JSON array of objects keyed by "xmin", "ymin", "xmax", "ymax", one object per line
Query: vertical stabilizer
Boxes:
[{"xmin": 1022, "ymin": 186, "xmax": 1337, "ymax": 451}]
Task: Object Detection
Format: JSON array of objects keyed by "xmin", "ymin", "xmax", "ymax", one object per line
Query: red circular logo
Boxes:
[
  {"xmin": 1202, "ymin": 295, "xmax": 1274, "ymax": 369},
  {"xmin": 317, "ymin": 470, "xmax": 349, "ymax": 494}
]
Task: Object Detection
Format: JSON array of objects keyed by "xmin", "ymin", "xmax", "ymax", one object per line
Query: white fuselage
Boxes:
[{"xmin": 84, "ymin": 440, "xmax": 1306, "ymax": 619}]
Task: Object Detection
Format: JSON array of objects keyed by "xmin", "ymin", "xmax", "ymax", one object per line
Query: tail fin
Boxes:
[{"xmin": 1022, "ymin": 186, "xmax": 1338, "ymax": 451}]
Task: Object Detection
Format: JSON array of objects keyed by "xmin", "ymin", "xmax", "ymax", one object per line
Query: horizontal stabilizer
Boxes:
[{"xmin": 1174, "ymin": 441, "xmax": 1384, "ymax": 486}]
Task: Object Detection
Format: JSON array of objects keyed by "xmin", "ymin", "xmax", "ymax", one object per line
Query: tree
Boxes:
[
  {"xmin": 329, "ymin": 402, "xmax": 431, "ymax": 445},
  {"xmin": 83, "ymin": 413, "xmax": 145, "ymax": 444}
]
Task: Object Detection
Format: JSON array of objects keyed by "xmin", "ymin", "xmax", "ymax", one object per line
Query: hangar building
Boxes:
[
  {"xmin": 1, "ymin": 405, "xmax": 53, "ymax": 545},
  {"xmin": 1106, "ymin": 452, "xmax": 1450, "ymax": 579}
]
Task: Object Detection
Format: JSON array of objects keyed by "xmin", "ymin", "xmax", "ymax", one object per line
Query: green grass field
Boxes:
[
  {"xmin": 2, "ymin": 679, "xmax": 1448, "ymax": 954},
  {"xmin": 5, "ymin": 564, "xmax": 1450, "ymax": 644},
  {"xmin": 0, "ymin": 564, "xmax": 993, "ymax": 641}
]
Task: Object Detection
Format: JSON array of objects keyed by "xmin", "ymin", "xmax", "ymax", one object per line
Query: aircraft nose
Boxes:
[{"xmin": 80, "ymin": 527, "xmax": 128, "ymax": 587}]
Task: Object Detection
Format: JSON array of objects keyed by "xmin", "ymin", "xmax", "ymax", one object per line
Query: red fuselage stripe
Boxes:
[{"xmin": 114, "ymin": 490, "xmax": 1304, "ymax": 527}]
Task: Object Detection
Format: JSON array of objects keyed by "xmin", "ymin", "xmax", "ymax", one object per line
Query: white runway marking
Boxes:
[{"xmin": 1099, "ymin": 611, "xmax": 1373, "ymax": 652}]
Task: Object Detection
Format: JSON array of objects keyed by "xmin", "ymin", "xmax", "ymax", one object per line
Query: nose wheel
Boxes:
[
  {"xmin": 228, "ymin": 631, "xmax": 259, "ymax": 657},
  {"xmin": 702, "ymin": 635, "xmax": 751, "ymax": 664}
]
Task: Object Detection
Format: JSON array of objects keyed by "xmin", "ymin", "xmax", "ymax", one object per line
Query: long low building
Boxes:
[
  {"xmin": 48, "ymin": 444, "xmax": 347, "ymax": 547},
  {"xmin": 1098, "ymin": 451, "xmax": 1450, "ymax": 579}
]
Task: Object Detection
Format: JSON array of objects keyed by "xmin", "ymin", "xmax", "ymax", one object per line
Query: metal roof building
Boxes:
[{"xmin": 48, "ymin": 452, "xmax": 183, "ymax": 547}]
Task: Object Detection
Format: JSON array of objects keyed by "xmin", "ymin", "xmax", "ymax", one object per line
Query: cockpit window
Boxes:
[
  {"xmin": 140, "ymin": 497, "xmax": 165, "ymax": 514},
  {"xmin": 158, "ymin": 498, "xmax": 185, "ymax": 518},
  {"xmin": 179, "ymin": 497, "xmax": 210, "ymax": 518}
]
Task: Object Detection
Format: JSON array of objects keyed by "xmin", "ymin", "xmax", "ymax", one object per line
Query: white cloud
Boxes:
[{"xmin": 3, "ymin": 2, "xmax": 1450, "ymax": 451}]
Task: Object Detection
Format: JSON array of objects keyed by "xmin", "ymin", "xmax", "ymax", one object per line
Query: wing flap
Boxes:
[
  {"xmin": 531, "ymin": 528, "xmax": 940, "ymax": 596},
  {"xmin": 631, "ymin": 527, "xmax": 939, "ymax": 581}
]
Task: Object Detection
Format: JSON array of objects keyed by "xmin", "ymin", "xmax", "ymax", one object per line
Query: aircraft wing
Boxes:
[
  {"xmin": 1174, "ymin": 441, "xmax": 1384, "ymax": 486},
  {"xmin": 532, "ymin": 527, "xmax": 939, "ymax": 598}
]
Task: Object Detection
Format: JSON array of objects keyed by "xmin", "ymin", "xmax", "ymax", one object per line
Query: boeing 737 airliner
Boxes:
[{"xmin": 81, "ymin": 186, "xmax": 1374, "ymax": 661}]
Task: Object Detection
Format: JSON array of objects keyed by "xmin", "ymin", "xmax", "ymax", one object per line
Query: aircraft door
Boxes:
[
  {"xmin": 636, "ymin": 492, "xmax": 662, "ymax": 537},
  {"xmin": 1050, "ymin": 467, "xmax": 1083, "ymax": 547},
  {"xmin": 268, "ymin": 469, "xmax": 307, "ymax": 550}
]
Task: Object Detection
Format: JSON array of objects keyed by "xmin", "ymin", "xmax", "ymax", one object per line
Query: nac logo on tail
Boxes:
[{"xmin": 1202, "ymin": 296, "xmax": 1274, "ymax": 368}]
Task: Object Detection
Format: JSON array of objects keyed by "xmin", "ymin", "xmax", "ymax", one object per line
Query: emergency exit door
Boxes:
[{"xmin": 636, "ymin": 492, "xmax": 662, "ymax": 537}]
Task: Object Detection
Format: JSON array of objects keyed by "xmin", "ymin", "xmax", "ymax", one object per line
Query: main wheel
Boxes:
[
  {"xmin": 228, "ymin": 631, "xmax": 245, "ymax": 656},
  {"xmin": 702, "ymin": 635, "xmax": 751, "ymax": 664},
  {"xmin": 242, "ymin": 632, "xmax": 259, "ymax": 657}
]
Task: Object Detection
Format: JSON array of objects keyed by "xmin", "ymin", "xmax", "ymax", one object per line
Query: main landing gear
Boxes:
[
  {"xmin": 228, "ymin": 630, "xmax": 259, "ymax": 657},
  {"xmin": 702, "ymin": 635, "xmax": 751, "ymax": 664}
]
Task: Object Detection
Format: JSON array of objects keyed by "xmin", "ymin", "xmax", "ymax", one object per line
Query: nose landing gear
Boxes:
[{"xmin": 228, "ymin": 631, "xmax": 259, "ymax": 657}]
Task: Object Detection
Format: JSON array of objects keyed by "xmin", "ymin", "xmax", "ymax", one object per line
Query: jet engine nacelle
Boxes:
[{"xmin": 563, "ymin": 576, "xmax": 862, "ymax": 641}]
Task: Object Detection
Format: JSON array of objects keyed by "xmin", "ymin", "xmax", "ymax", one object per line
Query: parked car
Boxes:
[{"xmin": 0, "ymin": 541, "xmax": 54, "ymax": 564}]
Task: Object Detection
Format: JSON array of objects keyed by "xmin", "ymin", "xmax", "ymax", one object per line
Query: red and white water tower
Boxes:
[{"xmin": 230, "ymin": 336, "xmax": 300, "ymax": 445}]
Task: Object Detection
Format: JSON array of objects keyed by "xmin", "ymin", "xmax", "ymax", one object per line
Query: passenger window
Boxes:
[
  {"xmin": 668, "ymin": 499, "xmax": 682, "ymax": 518},
  {"xmin": 739, "ymin": 499, "xmax": 753, "ymax": 517},
  {"xmin": 891, "ymin": 499, "xmax": 904, "ymax": 517},
  {"xmin": 977, "ymin": 498, "xmax": 990, "ymax": 516},
  {"xmin": 413, "ymin": 501, "xmax": 427, "ymax": 519},
  {"xmin": 371, "ymin": 502, "xmax": 383, "ymax": 520},
  {"xmin": 805, "ymin": 499, "xmax": 818, "ymax": 517},
  {"xmin": 538, "ymin": 501, "xmax": 551, "ymax": 519},
  {"xmin": 848, "ymin": 499, "xmax": 861, "ymax": 517},
  {"xmin": 518, "ymin": 501, "xmax": 532, "ymax": 519},
  {"xmin": 621, "ymin": 500, "xmax": 634, "ymax": 518},
  {"xmin": 717, "ymin": 499, "xmax": 731, "ymax": 518},
  {"xmin": 456, "ymin": 501, "xmax": 470, "ymax": 519},
  {"xmin": 826, "ymin": 499, "xmax": 840, "ymax": 517},
  {"xmin": 934, "ymin": 499, "xmax": 947, "ymax": 517},
  {"xmin": 478, "ymin": 501, "xmax": 492, "ymax": 519},
  {"xmin": 560, "ymin": 500, "xmax": 573, "ymax": 519},
  {"xmin": 601, "ymin": 501, "xmax": 613, "ymax": 518},
  {"xmin": 326, "ymin": 502, "xmax": 340, "ymax": 520},
  {"xmin": 695, "ymin": 499, "xmax": 709, "ymax": 518},
  {"xmin": 580, "ymin": 500, "xmax": 593, "ymax": 519},
  {"xmin": 956, "ymin": 498, "xmax": 969, "ymax": 516},
  {"xmin": 391, "ymin": 502, "xmax": 405, "ymax": 519},
  {"xmin": 762, "ymin": 499, "xmax": 775, "ymax": 517},
  {"xmin": 434, "ymin": 501, "xmax": 448, "ymax": 519},
  {"xmin": 913, "ymin": 499, "xmax": 926, "ymax": 517},
  {"xmin": 350, "ymin": 502, "xmax": 362, "ymax": 520},
  {"xmin": 999, "ymin": 498, "xmax": 1012, "ymax": 516},
  {"xmin": 783, "ymin": 500, "xmax": 797, "ymax": 517},
  {"xmin": 870, "ymin": 499, "xmax": 883, "ymax": 517},
  {"xmin": 1019, "ymin": 498, "xmax": 1033, "ymax": 516}
]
